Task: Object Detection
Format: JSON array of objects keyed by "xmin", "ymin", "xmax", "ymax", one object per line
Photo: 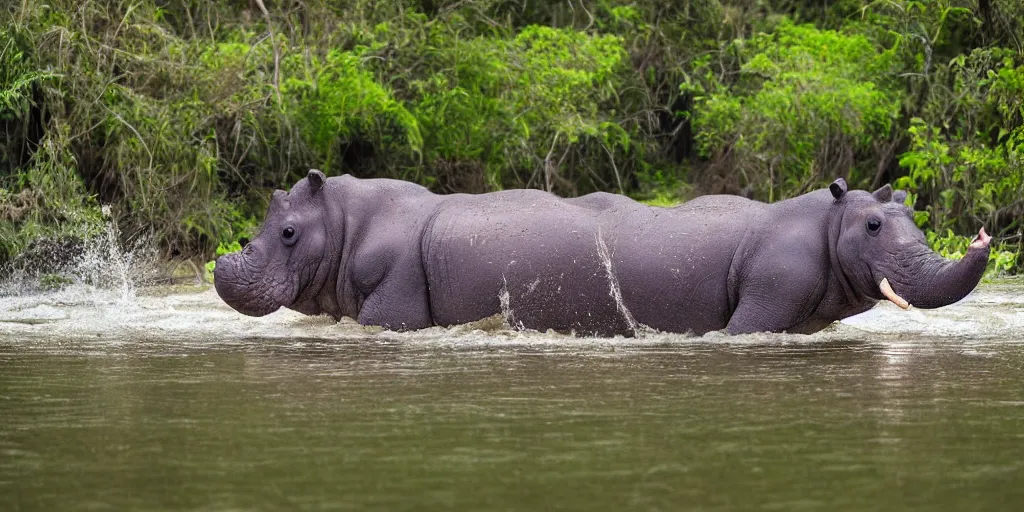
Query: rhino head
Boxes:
[{"xmin": 214, "ymin": 169, "xmax": 336, "ymax": 317}]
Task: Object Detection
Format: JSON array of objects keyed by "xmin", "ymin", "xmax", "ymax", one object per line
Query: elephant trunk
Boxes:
[{"xmin": 883, "ymin": 228, "xmax": 991, "ymax": 310}]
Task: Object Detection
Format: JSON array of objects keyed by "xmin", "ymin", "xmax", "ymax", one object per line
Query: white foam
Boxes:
[{"xmin": 1, "ymin": 282, "xmax": 1021, "ymax": 350}]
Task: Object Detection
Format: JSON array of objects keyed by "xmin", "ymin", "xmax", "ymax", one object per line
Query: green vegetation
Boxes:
[{"xmin": 1, "ymin": 0, "xmax": 1021, "ymax": 275}]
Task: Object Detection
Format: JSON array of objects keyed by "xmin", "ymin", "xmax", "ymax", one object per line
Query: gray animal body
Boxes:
[{"xmin": 214, "ymin": 170, "xmax": 991, "ymax": 336}]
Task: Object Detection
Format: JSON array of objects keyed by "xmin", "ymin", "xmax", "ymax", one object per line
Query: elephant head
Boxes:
[
  {"xmin": 829, "ymin": 178, "xmax": 991, "ymax": 310},
  {"xmin": 214, "ymin": 169, "xmax": 335, "ymax": 316}
]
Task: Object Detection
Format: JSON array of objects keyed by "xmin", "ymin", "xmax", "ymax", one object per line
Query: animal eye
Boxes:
[
  {"xmin": 282, "ymin": 227, "xmax": 295, "ymax": 239},
  {"xmin": 866, "ymin": 218, "xmax": 882, "ymax": 234}
]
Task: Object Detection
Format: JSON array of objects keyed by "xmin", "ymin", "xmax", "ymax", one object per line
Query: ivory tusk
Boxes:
[{"xmin": 879, "ymin": 278, "xmax": 911, "ymax": 310}]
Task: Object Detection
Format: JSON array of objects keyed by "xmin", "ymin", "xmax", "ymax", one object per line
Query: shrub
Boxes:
[{"xmin": 691, "ymin": 21, "xmax": 902, "ymax": 200}]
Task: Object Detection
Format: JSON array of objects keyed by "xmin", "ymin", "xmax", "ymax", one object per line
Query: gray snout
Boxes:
[
  {"xmin": 212, "ymin": 252, "xmax": 240, "ymax": 285},
  {"xmin": 213, "ymin": 252, "xmax": 280, "ymax": 317}
]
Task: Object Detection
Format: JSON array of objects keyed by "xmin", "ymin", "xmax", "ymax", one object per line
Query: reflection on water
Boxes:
[{"xmin": 1, "ymin": 283, "xmax": 1024, "ymax": 510}]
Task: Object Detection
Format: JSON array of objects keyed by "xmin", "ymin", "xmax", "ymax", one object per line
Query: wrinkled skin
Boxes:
[{"xmin": 215, "ymin": 171, "xmax": 992, "ymax": 336}]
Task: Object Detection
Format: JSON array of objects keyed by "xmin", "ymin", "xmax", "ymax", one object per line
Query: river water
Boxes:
[{"xmin": 1, "ymin": 282, "xmax": 1023, "ymax": 510}]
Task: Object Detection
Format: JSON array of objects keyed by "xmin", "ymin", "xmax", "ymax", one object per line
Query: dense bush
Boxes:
[
  {"xmin": 691, "ymin": 21, "xmax": 903, "ymax": 200},
  {"xmin": 0, "ymin": 0, "xmax": 1021, "ymax": 273}
]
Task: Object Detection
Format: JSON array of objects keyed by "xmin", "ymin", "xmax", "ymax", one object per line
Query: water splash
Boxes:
[
  {"xmin": 1, "ymin": 280, "xmax": 1023, "ymax": 351},
  {"xmin": 0, "ymin": 207, "xmax": 158, "ymax": 305},
  {"xmin": 74, "ymin": 208, "xmax": 157, "ymax": 304},
  {"xmin": 595, "ymin": 229, "xmax": 649, "ymax": 336},
  {"xmin": 498, "ymin": 274, "xmax": 524, "ymax": 330}
]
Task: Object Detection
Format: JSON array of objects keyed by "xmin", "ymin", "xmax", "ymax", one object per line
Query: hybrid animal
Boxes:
[{"xmin": 214, "ymin": 170, "xmax": 991, "ymax": 336}]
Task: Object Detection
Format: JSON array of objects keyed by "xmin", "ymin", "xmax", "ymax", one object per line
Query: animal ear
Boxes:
[
  {"xmin": 829, "ymin": 178, "xmax": 847, "ymax": 201},
  {"xmin": 893, "ymin": 189, "xmax": 908, "ymax": 205},
  {"xmin": 872, "ymin": 184, "xmax": 893, "ymax": 202},
  {"xmin": 307, "ymin": 169, "xmax": 326, "ymax": 193}
]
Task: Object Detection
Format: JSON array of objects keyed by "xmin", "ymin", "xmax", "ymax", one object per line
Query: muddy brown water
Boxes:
[{"xmin": 1, "ymin": 282, "xmax": 1023, "ymax": 510}]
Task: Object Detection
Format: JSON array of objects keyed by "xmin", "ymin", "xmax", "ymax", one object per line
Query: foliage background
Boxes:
[{"xmin": 1, "ymin": 0, "xmax": 1021, "ymax": 274}]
